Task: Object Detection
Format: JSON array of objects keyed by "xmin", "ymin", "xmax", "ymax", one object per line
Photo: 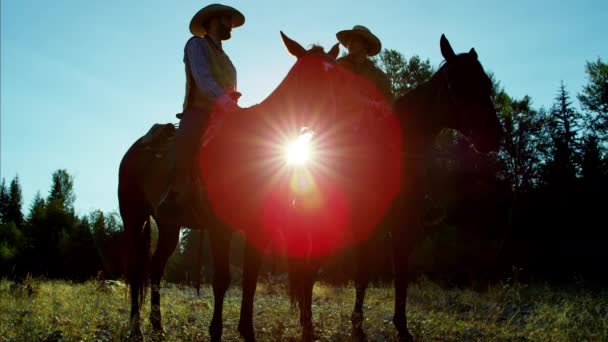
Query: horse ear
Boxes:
[
  {"xmin": 281, "ymin": 31, "xmax": 306, "ymax": 58},
  {"xmin": 440, "ymin": 34, "xmax": 456, "ymax": 62},
  {"xmin": 328, "ymin": 43, "xmax": 340, "ymax": 60},
  {"xmin": 469, "ymin": 48, "xmax": 478, "ymax": 59}
]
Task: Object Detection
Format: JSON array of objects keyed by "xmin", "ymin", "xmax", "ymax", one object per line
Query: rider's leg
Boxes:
[{"xmin": 170, "ymin": 107, "xmax": 210, "ymax": 207}]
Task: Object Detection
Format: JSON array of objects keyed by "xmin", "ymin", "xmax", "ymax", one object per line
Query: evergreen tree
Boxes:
[
  {"xmin": 48, "ymin": 169, "xmax": 76, "ymax": 213},
  {"xmin": 0, "ymin": 179, "xmax": 9, "ymax": 223},
  {"xmin": 544, "ymin": 82, "xmax": 583, "ymax": 186},
  {"xmin": 41, "ymin": 170, "xmax": 79, "ymax": 277},
  {"xmin": 580, "ymin": 134, "xmax": 606, "ymax": 190},
  {"xmin": 7, "ymin": 176, "xmax": 24, "ymax": 227},
  {"xmin": 578, "ymin": 58, "xmax": 608, "ymax": 133}
]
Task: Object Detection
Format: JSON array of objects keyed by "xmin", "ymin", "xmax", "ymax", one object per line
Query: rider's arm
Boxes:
[{"xmin": 184, "ymin": 37, "xmax": 236, "ymax": 110}]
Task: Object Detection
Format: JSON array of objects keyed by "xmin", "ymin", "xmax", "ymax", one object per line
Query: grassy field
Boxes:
[{"xmin": 1, "ymin": 276, "xmax": 607, "ymax": 341}]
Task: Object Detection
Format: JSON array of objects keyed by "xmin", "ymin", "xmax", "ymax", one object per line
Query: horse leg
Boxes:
[
  {"xmin": 122, "ymin": 207, "xmax": 151, "ymax": 342},
  {"xmin": 351, "ymin": 240, "xmax": 372, "ymax": 341},
  {"xmin": 208, "ymin": 226, "xmax": 231, "ymax": 342},
  {"xmin": 392, "ymin": 227, "xmax": 415, "ymax": 342},
  {"xmin": 129, "ymin": 280, "xmax": 144, "ymax": 341},
  {"xmin": 300, "ymin": 264, "xmax": 316, "ymax": 342},
  {"xmin": 149, "ymin": 223, "xmax": 181, "ymax": 334},
  {"xmin": 238, "ymin": 242, "xmax": 262, "ymax": 342}
]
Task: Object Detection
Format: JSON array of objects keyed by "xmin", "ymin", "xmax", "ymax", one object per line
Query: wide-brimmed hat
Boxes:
[
  {"xmin": 336, "ymin": 25, "xmax": 382, "ymax": 56},
  {"xmin": 189, "ymin": 4, "xmax": 245, "ymax": 36}
]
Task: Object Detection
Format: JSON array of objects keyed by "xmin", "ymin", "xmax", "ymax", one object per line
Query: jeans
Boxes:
[{"xmin": 174, "ymin": 107, "xmax": 210, "ymax": 185}]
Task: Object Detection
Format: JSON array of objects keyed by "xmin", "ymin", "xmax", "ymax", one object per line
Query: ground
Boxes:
[{"xmin": 1, "ymin": 276, "xmax": 606, "ymax": 341}]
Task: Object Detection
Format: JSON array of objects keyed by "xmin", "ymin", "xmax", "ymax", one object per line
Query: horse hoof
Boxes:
[
  {"xmin": 398, "ymin": 331, "xmax": 414, "ymax": 342},
  {"xmin": 351, "ymin": 327, "xmax": 367, "ymax": 342},
  {"xmin": 150, "ymin": 318, "xmax": 163, "ymax": 335},
  {"xmin": 238, "ymin": 323, "xmax": 256, "ymax": 342},
  {"xmin": 150, "ymin": 327, "xmax": 165, "ymax": 342},
  {"xmin": 209, "ymin": 317, "xmax": 224, "ymax": 342},
  {"xmin": 150, "ymin": 330, "xmax": 165, "ymax": 342},
  {"xmin": 301, "ymin": 329, "xmax": 314, "ymax": 342},
  {"xmin": 351, "ymin": 311, "xmax": 364, "ymax": 329},
  {"xmin": 128, "ymin": 329, "xmax": 144, "ymax": 342}
]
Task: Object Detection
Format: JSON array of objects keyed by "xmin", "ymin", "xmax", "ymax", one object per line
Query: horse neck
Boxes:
[
  {"xmin": 253, "ymin": 56, "xmax": 331, "ymax": 112},
  {"xmin": 395, "ymin": 66, "xmax": 454, "ymax": 153}
]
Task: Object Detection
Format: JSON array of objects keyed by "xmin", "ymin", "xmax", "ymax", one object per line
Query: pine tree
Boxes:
[
  {"xmin": 544, "ymin": 82, "xmax": 583, "ymax": 186},
  {"xmin": 581, "ymin": 134, "xmax": 606, "ymax": 188},
  {"xmin": 7, "ymin": 176, "xmax": 24, "ymax": 227},
  {"xmin": 0, "ymin": 179, "xmax": 9, "ymax": 223},
  {"xmin": 578, "ymin": 58, "xmax": 608, "ymax": 134},
  {"xmin": 48, "ymin": 169, "xmax": 76, "ymax": 213},
  {"xmin": 42, "ymin": 170, "xmax": 79, "ymax": 277}
]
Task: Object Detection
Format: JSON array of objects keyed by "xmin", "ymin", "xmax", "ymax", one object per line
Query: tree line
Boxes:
[{"xmin": 1, "ymin": 53, "xmax": 606, "ymax": 286}]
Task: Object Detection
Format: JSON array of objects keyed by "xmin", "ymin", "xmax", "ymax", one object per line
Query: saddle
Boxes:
[
  {"xmin": 139, "ymin": 123, "xmax": 177, "ymax": 155},
  {"xmin": 137, "ymin": 123, "xmax": 210, "ymax": 226}
]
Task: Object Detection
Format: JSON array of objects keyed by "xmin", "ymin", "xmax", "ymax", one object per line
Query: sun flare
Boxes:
[{"xmin": 285, "ymin": 130, "xmax": 314, "ymax": 166}]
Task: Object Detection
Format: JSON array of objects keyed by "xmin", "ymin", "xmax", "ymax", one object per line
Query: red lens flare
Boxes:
[{"xmin": 199, "ymin": 57, "xmax": 402, "ymax": 260}]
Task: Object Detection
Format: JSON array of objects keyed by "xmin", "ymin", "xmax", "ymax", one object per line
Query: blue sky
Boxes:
[{"xmin": 2, "ymin": 0, "xmax": 607, "ymax": 215}]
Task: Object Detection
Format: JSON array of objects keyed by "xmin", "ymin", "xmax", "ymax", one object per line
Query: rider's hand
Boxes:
[
  {"xmin": 229, "ymin": 91, "xmax": 242, "ymax": 103},
  {"xmin": 217, "ymin": 93, "xmax": 241, "ymax": 113}
]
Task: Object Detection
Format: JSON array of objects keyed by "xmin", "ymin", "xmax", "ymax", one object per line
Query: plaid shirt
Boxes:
[{"xmin": 184, "ymin": 36, "xmax": 234, "ymax": 108}]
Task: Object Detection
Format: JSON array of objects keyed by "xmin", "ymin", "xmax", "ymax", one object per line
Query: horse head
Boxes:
[
  {"xmin": 438, "ymin": 34, "xmax": 503, "ymax": 153},
  {"xmin": 260, "ymin": 32, "xmax": 345, "ymax": 136},
  {"xmin": 281, "ymin": 31, "xmax": 340, "ymax": 60}
]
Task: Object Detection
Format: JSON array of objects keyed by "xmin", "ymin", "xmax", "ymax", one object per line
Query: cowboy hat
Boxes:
[
  {"xmin": 189, "ymin": 4, "xmax": 245, "ymax": 36},
  {"xmin": 336, "ymin": 25, "xmax": 382, "ymax": 56}
]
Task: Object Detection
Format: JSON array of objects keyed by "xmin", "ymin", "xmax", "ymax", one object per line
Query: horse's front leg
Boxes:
[
  {"xmin": 300, "ymin": 264, "xmax": 317, "ymax": 342},
  {"xmin": 238, "ymin": 242, "xmax": 263, "ymax": 342},
  {"xmin": 351, "ymin": 240, "xmax": 372, "ymax": 341},
  {"xmin": 149, "ymin": 223, "xmax": 181, "ymax": 335},
  {"xmin": 208, "ymin": 226, "xmax": 232, "ymax": 342}
]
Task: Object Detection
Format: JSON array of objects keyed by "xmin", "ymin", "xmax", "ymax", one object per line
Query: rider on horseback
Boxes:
[
  {"xmin": 335, "ymin": 25, "xmax": 393, "ymax": 134},
  {"xmin": 166, "ymin": 4, "xmax": 245, "ymax": 212},
  {"xmin": 336, "ymin": 26, "xmax": 392, "ymax": 99}
]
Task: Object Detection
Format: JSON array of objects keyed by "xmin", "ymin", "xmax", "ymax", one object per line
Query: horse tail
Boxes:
[
  {"xmin": 119, "ymin": 145, "xmax": 152, "ymax": 310},
  {"xmin": 195, "ymin": 229, "xmax": 205, "ymax": 296},
  {"xmin": 287, "ymin": 259, "xmax": 316, "ymax": 309}
]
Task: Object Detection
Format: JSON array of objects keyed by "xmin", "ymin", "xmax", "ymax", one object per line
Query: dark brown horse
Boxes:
[
  {"xmin": 118, "ymin": 122, "xmax": 225, "ymax": 341},
  {"xmin": 234, "ymin": 33, "xmax": 404, "ymax": 342},
  {"xmin": 236, "ymin": 34, "xmax": 502, "ymax": 342},
  {"xmin": 348, "ymin": 35, "xmax": 503, "ymax": 341},
  {"xmin": 118, "ymin": 32, "xmax": 348, "ymax": 341}
]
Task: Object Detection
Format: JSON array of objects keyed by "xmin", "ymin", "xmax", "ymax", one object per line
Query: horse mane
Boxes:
[
  {"xmin": 308, "ymin": 45, "xmax": 325, "ymax": 53},
  {"xmin": 307, "ymin": 44, "xmax": 334, "ymax": 58}
]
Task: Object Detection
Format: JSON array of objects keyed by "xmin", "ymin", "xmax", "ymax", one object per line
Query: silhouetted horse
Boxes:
[
  {"xmin": 234, "ymin": 34, "xmax": 403, "ymax": 342},
  {"xmin": 238, "ymin": 34, "xmax": 502, "ymax": 342},
  {"xmin": 120, "ymin": 122, "xmax": 237, "ymax": 341},
  {"xmin": 347, "ymin": 35, "xmax": 503, "ymax": 341},
  {"xmin": 118, "ymin": 32, "xmax": 372, "ymax": 341}
]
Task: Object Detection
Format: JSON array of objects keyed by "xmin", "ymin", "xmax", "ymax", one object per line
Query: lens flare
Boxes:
[{"xmin": 285, "ymin": 130, "xmax": 314, "ymax": 166}]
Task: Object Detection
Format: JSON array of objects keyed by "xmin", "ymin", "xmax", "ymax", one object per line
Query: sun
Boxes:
[{"xmin": 285, "ymin": 129, "xmax": 314, "ymax": 166}]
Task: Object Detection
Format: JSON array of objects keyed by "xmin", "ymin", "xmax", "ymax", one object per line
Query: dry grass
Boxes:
[{"xmin": 1, "ymin": 276, "xmax": 606, "ymax": 341}]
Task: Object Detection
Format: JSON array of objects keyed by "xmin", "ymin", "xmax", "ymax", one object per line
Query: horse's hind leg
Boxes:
[
  {"xmin": 208, "ymin": 226, "xmax": 232, "ymax": 342},
  {"xmin": 149, "ymin": 223, "xmax": 181, "ymax": 334}
]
